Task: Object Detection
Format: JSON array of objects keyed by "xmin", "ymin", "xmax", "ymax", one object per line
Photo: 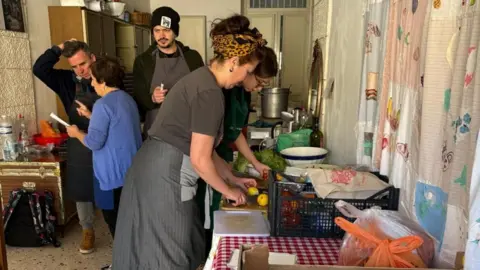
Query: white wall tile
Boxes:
[
  {"xmin": 0, "ymin": 69, "xmax": 35, "ymax": 107},
  {"xmin": 0, "ymin": 30, "xmax": 37, "ymax": 135},
  {"xmin": 0, "ymin": 35, "xmax": 31, "ymax": 69}
]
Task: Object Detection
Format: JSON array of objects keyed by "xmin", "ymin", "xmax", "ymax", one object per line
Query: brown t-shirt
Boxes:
[{"xmin": 148, "ymin": 66, "xmax": 225, "ymax": 156}]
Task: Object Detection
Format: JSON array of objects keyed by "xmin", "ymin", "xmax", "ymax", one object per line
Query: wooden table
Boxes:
[{"xmin": 0, "ymin": 153, "xmax": 76, "ymax": 237}]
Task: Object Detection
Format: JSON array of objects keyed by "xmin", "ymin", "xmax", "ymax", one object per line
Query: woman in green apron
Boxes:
[{"xmin": 200, "ymin": 46, "xmax": 279, "ymax": 256}]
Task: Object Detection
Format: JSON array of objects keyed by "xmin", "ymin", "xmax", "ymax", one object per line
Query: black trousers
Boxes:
[{"xmin": 102, "ymin": 186, "xmax": 123, "ymax": 238}]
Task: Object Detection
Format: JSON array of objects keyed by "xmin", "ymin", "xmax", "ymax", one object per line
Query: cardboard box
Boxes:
[{"xmin": 237, "ymin": 244, "xmax": 453, "ymax": 270}]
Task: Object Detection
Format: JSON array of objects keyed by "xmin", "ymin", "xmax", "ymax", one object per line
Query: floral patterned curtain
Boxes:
[
  {"xmin": 356, "ymin": 0, "xmax": 480, "ymax": 267},
  {"xmin": 416, "ymin": 0, "xmax": 479, "ymax": 266},
  {"xmin": 356, "ymin": 0, "xmax": 390, "ymax": 167}
]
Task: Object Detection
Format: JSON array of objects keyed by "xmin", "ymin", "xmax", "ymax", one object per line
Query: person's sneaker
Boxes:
[
  {"xmin": 100, "ymin": 265, "xmax": 111, "ymax": 270},
  {"xmin": 79, "ymin": 228, "xmax": 95, "ymax": 254}
]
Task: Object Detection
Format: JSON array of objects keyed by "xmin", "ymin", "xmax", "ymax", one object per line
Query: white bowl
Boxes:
[
  {"xmin": 106, "ymin": 2, "xmax": 126, "ymax": 16},
  {"xmin": 280, "ymin": 147, "xmax": 328, "ymax": 167},
  {"xmin": 87, "ymin": 1, "xmax": 102, "ymax": 12}
]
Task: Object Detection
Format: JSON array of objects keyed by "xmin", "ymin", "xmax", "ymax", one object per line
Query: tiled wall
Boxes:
[{"xmin": 0, "ymin": 30, "xmax": 37, "ymax": 134}]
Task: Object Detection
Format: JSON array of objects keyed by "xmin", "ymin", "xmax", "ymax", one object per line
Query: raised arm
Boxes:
[{"xmin": 32, "ymin": 44, "xmax": 76, "ymax": 102}]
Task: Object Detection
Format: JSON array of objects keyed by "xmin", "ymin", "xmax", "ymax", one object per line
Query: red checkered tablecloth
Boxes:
[{"xmin": 212, "ymin": 236, "xmax": 342, "ymax": 270}]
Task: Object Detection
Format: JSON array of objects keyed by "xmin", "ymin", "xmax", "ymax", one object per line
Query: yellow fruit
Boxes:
[
  {"xmin": 247, "ymin": 187, "xmax": 259, "ymax": 196},
  {"xmin": 257, "ymin": 194, "xmax": 268, "ymax": 206}
]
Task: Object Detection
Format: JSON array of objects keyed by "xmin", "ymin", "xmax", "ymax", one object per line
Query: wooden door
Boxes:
[
  {"xmin": 177, "ymin": 16, "xmax": 207, "ymax": 63},
  {"xmin": 101, "ymin": 17, "xmax": 117, "ymax": 57},
  {"xmin": 247, "ymin": 13, "xmax": 277, "ymax": 106},
  {"xmin": 280, "ymin": 13, "xmax": 309, "ymax": 106},
  {"xmin": 86, "ymin": 11, "xmax": 103, "ymax": 56}
]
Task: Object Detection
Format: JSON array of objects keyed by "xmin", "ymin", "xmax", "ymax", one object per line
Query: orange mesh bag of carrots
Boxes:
[{"xmin": 333, "ymin": 200, "xmax": 436, "ymax": 268}]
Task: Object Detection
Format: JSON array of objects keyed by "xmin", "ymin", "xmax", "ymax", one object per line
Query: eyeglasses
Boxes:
[{"xmin": 254, "ymin": 75, "xmax": 270, "ymax": 87}]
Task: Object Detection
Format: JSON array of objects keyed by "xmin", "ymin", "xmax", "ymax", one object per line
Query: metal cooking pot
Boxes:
[{"xmin": 260, "ymin": 87, "xmax": 290, "ymax": 119}]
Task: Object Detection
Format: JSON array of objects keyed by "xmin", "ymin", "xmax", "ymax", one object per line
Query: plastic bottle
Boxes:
[
  {"xmin": 17, "ymin": 114, "xmax": 30, "ymax": 154},
  {"xmin": 0, "ymin": 115, "xmax": 16, "ymax": 161}
]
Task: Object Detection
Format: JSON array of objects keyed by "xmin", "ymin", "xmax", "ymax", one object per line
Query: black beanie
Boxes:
[{"xmin": 151, "ymin": 7, "xmax": 180, "ymax": 37}]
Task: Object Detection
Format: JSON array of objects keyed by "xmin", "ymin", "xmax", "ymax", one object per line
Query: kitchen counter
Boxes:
[{"xmin": 3, "ymin": 152, "xmax": 66, "ymax": 164}]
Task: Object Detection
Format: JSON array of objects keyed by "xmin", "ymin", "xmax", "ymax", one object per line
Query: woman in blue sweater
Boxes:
[{"xmin": 66, "ymin": 56, "xmax": 142, "ymax": 238}]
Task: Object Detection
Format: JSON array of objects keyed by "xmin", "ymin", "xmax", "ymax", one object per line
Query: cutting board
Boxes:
[
  {"xmin": 220, "ymin": 198, "xmax": 268, "ymax": 212},
  {"xmin": 222, "ymin": 171, "xmax": 269, "ymax": 211},
  {"xmin": 213, "ymin": 210, "xmax": 270, "ymax": 237}
]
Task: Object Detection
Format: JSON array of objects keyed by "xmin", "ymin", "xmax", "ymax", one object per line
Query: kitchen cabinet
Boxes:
[
  {"xmin": 47, "ymin": 6, "xmax": 150, "ymax": 120},
  {"xmin": 86, "ymin": 12, "xmax": 103, "ymax": 56},
  {"xmin": 102, "ymin": 17, "xmax": 117, "ymax": 57},
  {"xmin": 115, "ymin": 24, "xmax": 150, "ymax": 71}
]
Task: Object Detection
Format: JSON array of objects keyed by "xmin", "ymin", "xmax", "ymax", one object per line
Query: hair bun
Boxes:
[{"xmin": 210, "ymin": 14, "xmax": 251, "ymax": 38}]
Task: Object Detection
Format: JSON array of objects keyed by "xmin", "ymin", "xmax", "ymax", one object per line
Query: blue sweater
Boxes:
[{"xmin": 84, "ymin": 90, "xmax": 142, "ymax": 191}]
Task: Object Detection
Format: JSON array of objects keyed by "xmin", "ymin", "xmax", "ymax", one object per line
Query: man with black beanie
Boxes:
[{"xmin": 133, "ymin": 6, "xmax": 204, "ymax": 137}]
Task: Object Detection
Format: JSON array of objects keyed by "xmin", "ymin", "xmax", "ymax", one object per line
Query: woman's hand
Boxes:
[
  {"xmin": 75, "ymin": 100, "xmax": 92, "ymax": 119},
  {"xmin": 66, "ymin": 125, "xmax": 80, "ymax": 138},
  {"xmin": 225, "ymin": 187, "xmax": 247, "ymax": 206},
  {"xmin": 231, "ymin": 177, "xmax": 257, "ymax": 192},
  {"xmin": 252, "ymin": 161, "xmax": 270, "ymax": 178}
]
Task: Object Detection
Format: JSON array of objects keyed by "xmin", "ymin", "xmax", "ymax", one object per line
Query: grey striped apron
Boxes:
[{"xmin": 112, "ymin": 138, "xmax": 205, "ymax": 270}]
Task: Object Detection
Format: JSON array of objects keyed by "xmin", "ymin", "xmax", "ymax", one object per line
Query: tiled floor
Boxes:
[{"xmin": 6, "ymin": 212, "xmax": 113, "ymax": 270}]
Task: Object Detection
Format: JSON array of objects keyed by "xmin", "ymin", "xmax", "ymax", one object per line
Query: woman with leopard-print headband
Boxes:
[
  {"xmin": 112, "ymin": 14, "xmax": 266, "ymax": 270},
  {"xmin": 196, "ymin": 17, "xmax": 279, "ymax": 260}
]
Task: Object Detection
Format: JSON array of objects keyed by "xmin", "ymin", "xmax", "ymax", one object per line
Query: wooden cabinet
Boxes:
[
  {"xmin": 115, "ymin": 25, "xmax": 150, "ymax": 71},
  {"xmin": 102, "ymin": 16, "xmax": 117, "ymax": 57},
  {"xmin": 85, "ymin": 12, "xmax": 103, "ymax": 56},
  {"xmin": 0, "ymin": 155, "xmax": 75, "ymax": 236},
  {"xmin": 47, "ymin": 6, "xmax": 150, "ymax": 120},
  {"xmin": 84, "ymin": 11, "xmax": 116, "ymax": 57}
]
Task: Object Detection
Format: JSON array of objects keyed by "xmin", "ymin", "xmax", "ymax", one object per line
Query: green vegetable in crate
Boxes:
[{"xmin": 233, "ymin": 149, "xmax": 288, "ymax": 173}]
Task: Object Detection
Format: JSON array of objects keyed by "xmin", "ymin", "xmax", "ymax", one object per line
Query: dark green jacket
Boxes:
[{"xmin": 133, "ymin": 41, "xmax": 204, "ymax": 119}]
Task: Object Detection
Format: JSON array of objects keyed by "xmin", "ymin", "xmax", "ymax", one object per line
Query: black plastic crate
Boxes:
[{"xmin": 267, "ymin": 171, "xmax": 400, "ymax": 238}]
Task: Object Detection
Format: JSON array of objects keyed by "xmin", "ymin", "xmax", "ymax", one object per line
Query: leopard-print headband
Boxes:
[{"xmin": 212, "ymin": 29, "xmax": 267, "ymax": 59}]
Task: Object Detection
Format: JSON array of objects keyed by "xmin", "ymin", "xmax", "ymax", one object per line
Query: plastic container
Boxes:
[
  {"xmin": 276, "ymin": 129, "xmax": 312, "ymax": 152},
  {"xmin": 267, "ymin": 171, "xmax": 400, "ymax": 238},
  {"xmin": 32, "ymin": 133, "xmax": 69, "ymax": 146}
]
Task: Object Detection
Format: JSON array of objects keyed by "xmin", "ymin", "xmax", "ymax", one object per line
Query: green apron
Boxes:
[{"xmin": 210, "ymin": 87, "xmax": 249, "ymax": 228}]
